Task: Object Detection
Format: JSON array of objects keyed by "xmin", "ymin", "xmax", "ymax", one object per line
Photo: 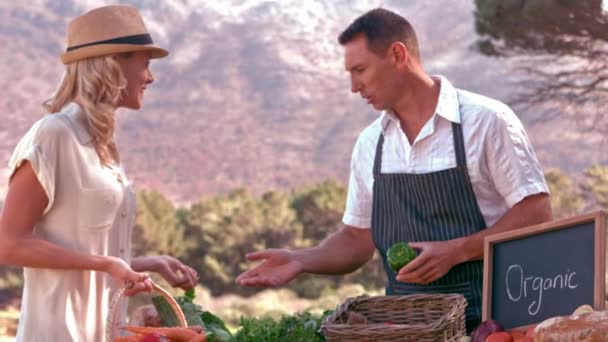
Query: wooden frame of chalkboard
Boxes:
[{"xmin": 482, "ymin": 211, "xmax": 606, "ymax": 330}]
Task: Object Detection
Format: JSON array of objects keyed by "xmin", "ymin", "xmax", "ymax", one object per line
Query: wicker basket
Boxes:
[
  {"xmin": 321, "ymin": 293, "xmax": 466, "ymax": 342},
  {"xmin": 105, "ymin": 282, "xmax": 188, "ymax": 342}
]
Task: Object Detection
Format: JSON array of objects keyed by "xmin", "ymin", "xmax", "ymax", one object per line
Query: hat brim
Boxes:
[{"xmin": 60, "ymin": 44, "xmax": 169, "ymax": 64}]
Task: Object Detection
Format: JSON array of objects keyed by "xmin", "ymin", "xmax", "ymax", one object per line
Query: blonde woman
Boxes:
[{"xmin": 0, "ymin": 5, "xmax": 198, "ymax": 341}]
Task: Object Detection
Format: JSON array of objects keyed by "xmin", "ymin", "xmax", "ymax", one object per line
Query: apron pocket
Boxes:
[{"xmin": 392, "ymin": 281, "xmax": 473, "ymax": 298}]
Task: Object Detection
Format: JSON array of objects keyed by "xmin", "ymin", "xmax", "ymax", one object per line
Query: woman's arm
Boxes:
[{"xmin": 0, "ymin": 162, "xmax": 152, "ymax": 294}]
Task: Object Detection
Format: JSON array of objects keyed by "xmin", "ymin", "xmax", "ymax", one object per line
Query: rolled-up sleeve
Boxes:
[
  {"xmin": 8, "ymin": 118, "xmax": 59, "ymax": 215},
  {"xmin": 485, "ymin": 109, "xmax": 549, "ymax": 208},
  {"xmin": 343, "ymin": 136, "xmax": 374, "ymax": 229}
]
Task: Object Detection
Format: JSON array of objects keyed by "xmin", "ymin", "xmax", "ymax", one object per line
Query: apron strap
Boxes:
[
  {"xmin": 372, "ymin": 133, "xmax": 384, "ymax": 179},
  {"xmin": 373, "ymin": 120, "xmax": 391, "ymax": 179},
  {"xmin": 452, "ymin": 122, "xmax": 467, "ymax": 169},
  {"xmin": 453, "ymin": 91, "xmax": 468, "ymax": 169}
]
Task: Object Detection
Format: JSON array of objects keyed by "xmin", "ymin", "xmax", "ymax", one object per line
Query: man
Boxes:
[{"xmin": 236, "ymin": 8, "xmax": 552, "ymax": 331}]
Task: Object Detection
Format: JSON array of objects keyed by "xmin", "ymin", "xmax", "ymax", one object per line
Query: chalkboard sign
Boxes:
[{"xmin": 482, "ymin": 211, "xmax": 606, "ymax": 330}]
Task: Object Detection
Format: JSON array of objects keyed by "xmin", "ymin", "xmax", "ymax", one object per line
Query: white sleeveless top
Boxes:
[{"xmin": 8, "ymin": 102, "xmax": 137, "ymax": 342}]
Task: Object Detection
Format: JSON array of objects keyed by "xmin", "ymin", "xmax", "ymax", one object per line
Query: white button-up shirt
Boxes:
[
  {"xmin": 8, "ymin": 102, "xmax": 137, "ymax": 342},
  {"xmin": 343, "ymin": 76, "xmax": 549, "ymax": 229}
]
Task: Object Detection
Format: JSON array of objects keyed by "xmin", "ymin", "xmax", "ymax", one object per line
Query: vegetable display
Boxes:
[
  {"xmin": 466, "ymin": 304, "xmax": 608, "ymax": 342},
  {"xmin": 531, "ymin": 304, "xmax": 608, "ymax": 340},
  {"xmin": 153, "ymin": 289, "xmax": 233, "ymax": 342},
  {"xmin": 234, "ymin": 311, "xmax": 332, "ymax": 342},
  {"xmin": 152, "ymin": 289, "xmax": 332, "ymax": 342}
]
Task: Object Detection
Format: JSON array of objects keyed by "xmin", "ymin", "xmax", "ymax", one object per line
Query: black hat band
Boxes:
[{"xmin": 66, "ymin": 33, "xmax": 153, "ymax": 52}]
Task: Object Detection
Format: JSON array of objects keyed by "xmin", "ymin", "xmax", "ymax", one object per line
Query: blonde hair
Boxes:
[{"xmin": 43, "ymin": 55, "xmax": 128, "ymax": 166}]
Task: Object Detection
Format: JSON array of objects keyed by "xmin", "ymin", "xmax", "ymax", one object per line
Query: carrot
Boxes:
[
  {"xmin": 121, "ymin": 326, "xmax": 197, "ymax": 342},
  {"xmin": 113, "ymin": 335, "xmax": 143, "ymax": 342},
  {"xmin": 187, "ymin": 334, "xmax": 206, "ymax": 342}
]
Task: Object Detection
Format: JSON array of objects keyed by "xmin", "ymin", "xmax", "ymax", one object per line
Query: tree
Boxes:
[
  {"xmin": 180, "ymin": 188, "xmax": 304, "ymax": 296},
  {"xmin": 474, "ymin": 0, "xmax": 608, "ymax": 131},
  {"xmin": 132, "ymin": 190, "xmax": 194, "ymax": 259},
  {"xmin": 178, "ymin": 182, "xmax": 387, "ymax": 298},
  {"xmin": 544, "ymin": 168, "xmax": 585, "ymax": 219},
  {"xmin": 289, "ymin": 180, "xmax": 386, "ymax": 296},
  {"xmin": 291, "ymin": 179, "xmax": 347, "ymax": 245},
  {"xmin": 475, "ymin": 0, "xmax": 608, "ymax": 56},
  {"xmin": 583, "ymin": 165, "xmax": 608, "ymax": 209},
  {"xmin": 0, "ymin": 266, "xmax": 22, "ymax": 290}
]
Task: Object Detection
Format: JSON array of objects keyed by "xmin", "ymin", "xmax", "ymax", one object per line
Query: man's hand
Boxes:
[
  {"xmin": 396, "ymin": 194, "xmax": 552, "ymax": 285},
  {"xmin": 133, "ymin": 255, "xmax": 199, "ymax": 290},
  {"xmin": 396, "ymin": 239, "xmax": 463, "ymax": 285},
  {"xmin": 236, "ymin": 226, "xmax": 374, "ymax": 288},
  {"xmin": 235, "ymin": 249, "xmax": 303, "ymax": 287}
]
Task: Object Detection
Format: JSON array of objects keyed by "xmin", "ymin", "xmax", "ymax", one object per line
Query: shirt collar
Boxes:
[
  {"xmin": 380, "ymin": 75, "xmax": 461, "ymax": 133},
  {"xmin": 63, "ymin": 102, "xmax": 93, "ymax": 145}
]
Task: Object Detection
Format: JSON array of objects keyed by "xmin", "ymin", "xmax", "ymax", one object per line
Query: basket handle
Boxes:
[{"xmin": 105, "ymin": 282, "xmax": 188, "ymax": 342}]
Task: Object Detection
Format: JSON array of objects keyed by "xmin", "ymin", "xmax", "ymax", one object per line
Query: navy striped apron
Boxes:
[{"xmin": 370, "ymin": 96, "xmax": 486, "ymax": 332}]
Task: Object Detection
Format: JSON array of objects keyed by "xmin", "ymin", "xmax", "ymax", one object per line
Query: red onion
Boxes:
[{"xmin": 470, "ymin": 320, "xmax": 504, "ymax": 342}]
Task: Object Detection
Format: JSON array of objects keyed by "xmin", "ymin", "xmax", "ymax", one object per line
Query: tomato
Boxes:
[
  {"xmin": 513, "ymin": 337, "xmax": 534, "ymax": 342},
  {"xmin": 485, "ymin": 332, "xmax": 513, "ymax": 342},
  {"xmin": 510, "ymin": 331, "xmax": 524, "ymax": 339},
  {"xmin": 525, "ymin": 325, "xmax": 536, "ymax": 337}
]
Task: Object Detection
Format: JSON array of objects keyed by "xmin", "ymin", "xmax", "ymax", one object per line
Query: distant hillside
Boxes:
[{"xmin": 1, "ymin": 0, "xmax": 605, "ymax": 203}]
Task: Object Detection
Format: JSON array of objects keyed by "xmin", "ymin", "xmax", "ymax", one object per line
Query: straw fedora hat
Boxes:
[{"xmin": 61, "ymin": 5, "xmax": 168, "ymax": 64}]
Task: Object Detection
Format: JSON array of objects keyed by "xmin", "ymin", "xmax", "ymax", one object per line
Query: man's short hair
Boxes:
[{"xmin": 338, "ymin": 8, "xmax": 420, "ymax": 60}]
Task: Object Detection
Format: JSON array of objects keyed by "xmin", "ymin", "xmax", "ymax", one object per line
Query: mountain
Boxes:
[{"xmin": 1, "ymin": 0, "xmax": 606, "ymax": 203}]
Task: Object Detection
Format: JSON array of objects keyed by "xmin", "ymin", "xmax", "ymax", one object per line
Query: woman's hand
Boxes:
[
  {"xmin": 132, "ymin": 255, "xmax": 199, "ymax": 290},
  {"xmin": 104, "ymin": 256, "xmax": 154, "ymax": 296}
]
